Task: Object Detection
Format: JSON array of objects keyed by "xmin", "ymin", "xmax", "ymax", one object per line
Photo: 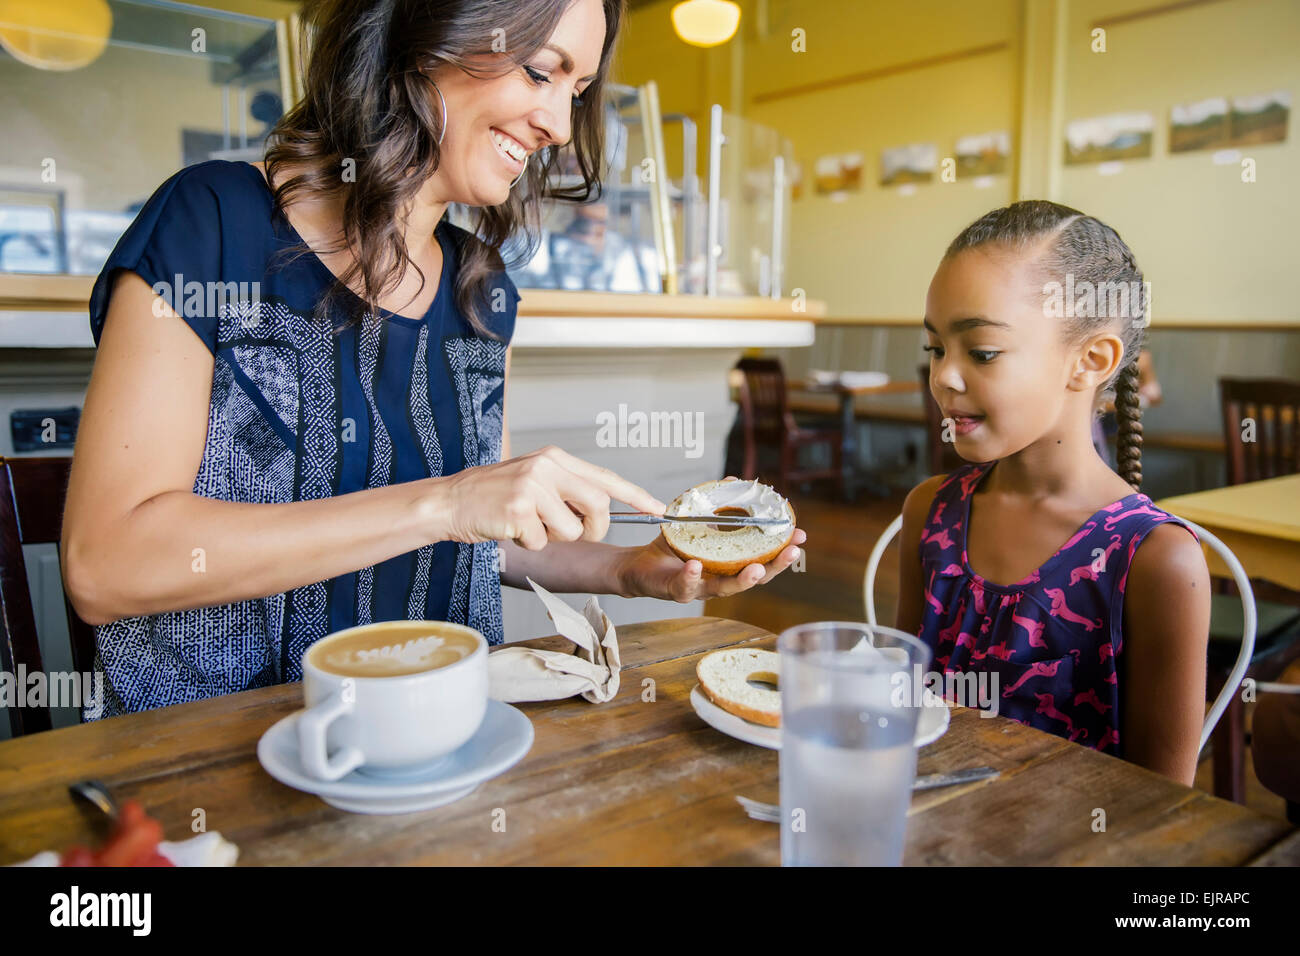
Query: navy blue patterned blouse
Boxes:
[{"xmin": 84, "ymin": 160, "xmax": 519, "ymax": 719}]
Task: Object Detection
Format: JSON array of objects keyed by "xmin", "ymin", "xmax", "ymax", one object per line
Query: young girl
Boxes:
[{"xmin": 895, "ymin": 201, "xmax": 1211, "ymax": 786}]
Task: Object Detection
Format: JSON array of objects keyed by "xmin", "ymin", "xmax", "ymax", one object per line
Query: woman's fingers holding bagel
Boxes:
[{"xmin": 691, "ymin": 528, "xmax": 807, "ymax": 598}]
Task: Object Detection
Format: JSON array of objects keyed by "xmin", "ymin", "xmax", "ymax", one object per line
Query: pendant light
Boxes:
[
  {"xmin": 671, "ymin": 0, "xmax": 741, "ymax": 48},
  {"xmin": 0, "ymin": 0, "xmax": 112, "ymax": 71}
]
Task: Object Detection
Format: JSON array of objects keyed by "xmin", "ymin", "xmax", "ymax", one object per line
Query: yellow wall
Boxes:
[
  {"xmin": 1059, "ymin": 0, "xmax": 1298, "ymax": 322},
  {"xmin": 617, "ymin": 0, "xmax": 1299, "ymax": 324}
]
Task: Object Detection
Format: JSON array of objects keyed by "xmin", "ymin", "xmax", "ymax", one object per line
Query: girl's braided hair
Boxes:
[{"xmin": 943, "ymin": 200, "xmax": 1147, "ymax": 489}]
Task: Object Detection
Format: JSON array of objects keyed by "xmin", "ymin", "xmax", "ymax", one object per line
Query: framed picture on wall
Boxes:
[
  {"xmin": 955, "ymin": 131, "xmax": 1010, "ymax": 177},
  {"xmin": 813, "ymin": 153, "xmax": 862, "ymax": 195},
  {"xmin": 1169, "ymin": 97, "xmax": 1230, "ymax": 153},
  {"xmin": 880, "ymin": 143, "xmax": 936, "ymax": 186},
  {"xmin": 1230, "ymin": 90, "xmax": 1290, "ymax": 146},
  {"xmin": 1064, "ymin": 112, "xmax": 1153, "ymax": 165}
]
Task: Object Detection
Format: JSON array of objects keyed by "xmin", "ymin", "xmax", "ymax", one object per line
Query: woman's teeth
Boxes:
[{"xmin": 492, "ymin": 130, "xmax": 527, "ymax": 163}]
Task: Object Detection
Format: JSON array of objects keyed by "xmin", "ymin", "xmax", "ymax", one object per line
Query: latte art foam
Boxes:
[{"xmin": 311, "ymin": 623, "xmax": 479, "ymax": 677}]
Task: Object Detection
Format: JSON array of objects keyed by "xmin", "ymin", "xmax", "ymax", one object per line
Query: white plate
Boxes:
[
  {"xmin": 256, "ymin": 698, "xmax": 533, "ymax": 814},
  {"xmin": 689, "ymin": 683, "xmax": 950, "ymax": 750}
]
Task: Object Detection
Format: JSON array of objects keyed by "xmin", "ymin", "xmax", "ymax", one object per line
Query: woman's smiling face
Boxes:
[
  {"xmin": 923, "ymin": 244, "xmax": 1079, "ymax": 462},
  {"xmin": 428, "ymin": 0, "xmax": 606, "ymax": 207}
]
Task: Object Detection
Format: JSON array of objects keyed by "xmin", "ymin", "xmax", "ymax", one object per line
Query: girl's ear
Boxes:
[{"xmin": 1069, "ymin": 331, "xmax": 1125, "ymax": 392}]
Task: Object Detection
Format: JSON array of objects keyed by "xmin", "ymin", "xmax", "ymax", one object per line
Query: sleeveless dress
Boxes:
[
  {"xmin": 915, "ymin": 461, "xmax": 1197, "ymax": 757},
  {"xmin": 83, "ymin": 160, "xmax": 519, "ymax": 720}
]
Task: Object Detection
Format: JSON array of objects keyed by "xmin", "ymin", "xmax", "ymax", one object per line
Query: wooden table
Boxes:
[
  {"xmin": 794, "ymin": 379, "xmax": 921, "ymax": 500},
  {"xmin": 1158, "ymin": 474, "xmax": 1300, "ymax": 591},
  {"xmin": 0, "ymin": 617, "xmax": 1293, "ymax": 866}
]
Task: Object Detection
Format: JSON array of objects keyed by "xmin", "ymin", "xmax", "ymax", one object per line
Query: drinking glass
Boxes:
[{"xmin": 778, "ymin": 621, "xmax": 932, "ymax": 866}]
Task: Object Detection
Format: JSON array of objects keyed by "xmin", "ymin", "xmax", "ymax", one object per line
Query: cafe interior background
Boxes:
[{"xmin": 0, "ymin": 0, "xmax": 1296, "ymax": 817}]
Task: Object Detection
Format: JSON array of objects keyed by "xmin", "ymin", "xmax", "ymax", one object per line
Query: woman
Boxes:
[{"xmin": 61, "ymin": 0, "xmax": 805, "ymax": 719}]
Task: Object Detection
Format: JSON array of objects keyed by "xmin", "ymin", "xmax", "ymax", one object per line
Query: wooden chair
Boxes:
[
  {"xmin": 1220, "ymin": 377, "xmax": 1300, "ymax": 483},
  {"xmin": 917, "ymin": 364, "xmax": 964, "ymax": 476},
  {"xmin": 1208, "ymin": 378, "xmax": 1300, "ymax": 802},
  {"xmin": 0, "ymin": 456, "xmax": 96, "ymax": 737},
  {"xmin": 725, "ymin": 366, "xmax": 757, "ymax": 479},
  {"xmin": 734, "ymin": 357, "xmax": 843, "ymax": 494}
]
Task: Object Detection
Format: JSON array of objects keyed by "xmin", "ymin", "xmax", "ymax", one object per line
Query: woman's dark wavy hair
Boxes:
[
  {"xmin": 944, "ymin": 200, "xmax": 1148, "ymax": 489},
  {"xmin": 263, "ymin": 0, "xmax": 625, "ymax": 339}
]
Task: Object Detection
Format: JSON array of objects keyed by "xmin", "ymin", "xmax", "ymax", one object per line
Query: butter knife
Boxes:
[{"xmin": 609, "ymin": 512, "xmax": 788, "ymax": 527}]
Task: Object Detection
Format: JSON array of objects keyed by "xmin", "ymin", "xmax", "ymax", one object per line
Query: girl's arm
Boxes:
[
  {"xmin": 894, "ymin": 475, "xmax": 945, "ymax": 635},
  {"xmin": 1120, "ymin": 523, "xmax": 1211, "ymax": 785}
]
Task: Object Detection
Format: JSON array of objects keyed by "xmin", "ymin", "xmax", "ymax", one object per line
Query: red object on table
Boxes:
[{"xmin": 58, "ymin": 799, "xmax": 175, "ymax": 867}]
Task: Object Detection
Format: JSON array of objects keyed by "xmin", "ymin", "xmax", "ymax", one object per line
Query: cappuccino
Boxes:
[{"xmin": 309, "ymin": 621, "xmax": 480, "ymax": 678}]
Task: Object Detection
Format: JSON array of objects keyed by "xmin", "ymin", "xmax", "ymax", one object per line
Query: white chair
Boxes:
[
  {"xmin": 863, "ymin": 513, "xmax": 903, "ymax": 628},
  {"xmin": 861, "ymin": 512, "xmax": 1256, "ymax": 752}
]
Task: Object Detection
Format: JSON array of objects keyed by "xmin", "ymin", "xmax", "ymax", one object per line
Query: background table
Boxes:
[
  {"xmin": 1158, "ymin": 473, "xmax": 1300, "ymax": 590},
  {"xmin": 794, "ymin": 378, "xmax": 921, "ymax": 498},
  {"xmin": 0, "ymin": 618, "xmax": 1293, "ymax": 865}
]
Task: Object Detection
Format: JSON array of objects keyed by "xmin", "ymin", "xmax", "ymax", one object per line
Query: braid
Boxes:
[
  {"xmin": 1115, "ymin": 354, "xmax": 1144, "ymax": 489},
  {"xmin": 1108, "ymin": 238, "xmax": 1145, "ymax": 490}
]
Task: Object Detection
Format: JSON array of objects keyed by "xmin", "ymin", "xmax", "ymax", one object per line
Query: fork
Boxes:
[{"xmin": 737, "ymin": 766, "xmax": 1000, "ymax": 822}]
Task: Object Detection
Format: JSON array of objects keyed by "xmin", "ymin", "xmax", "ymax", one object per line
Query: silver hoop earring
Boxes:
[
  {"xmin": 509, "ymin": 153, "xmax": 529, "ymax": 189},
  {"xmin": 428, "ymin": 78, "xmax": 448, "ymax": 146}
]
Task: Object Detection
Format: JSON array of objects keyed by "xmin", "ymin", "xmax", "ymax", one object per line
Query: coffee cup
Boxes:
[{"xmin": 297, "ymin": 620, "xmax": 488, "ymax": 781}]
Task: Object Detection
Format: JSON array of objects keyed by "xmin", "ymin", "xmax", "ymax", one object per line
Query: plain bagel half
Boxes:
[
  {"xmin": 660, "ymin": 478, "xmax": 796, "ymax": 575},
  {"xmin": 697, "ymin": 647, "xmax": 781, "ymax": 727}
]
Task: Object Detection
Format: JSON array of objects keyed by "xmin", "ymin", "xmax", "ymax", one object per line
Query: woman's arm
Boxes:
[
  {"xmin": 495, "ymin": 350, "xmax": 805, "ymax": 601},
  {"xmin": 1120, "ymin": 523, "xmax": 1211, "ymax": 785},
  {"xmin": 62, "ymin": 274, "xmax": 662, "ymax": 626},
  {"xmin": 61, "ymin": 272, "xmax": 458, "ymax": 625},
  {"xmin": 894, "ymin": 475, "xmax": 944, "ymax": 635}
]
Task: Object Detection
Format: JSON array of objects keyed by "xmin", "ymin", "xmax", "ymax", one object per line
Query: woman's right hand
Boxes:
[{"xmin": 429, "ymin": 446, "xmax": 667, "ymax": 550}]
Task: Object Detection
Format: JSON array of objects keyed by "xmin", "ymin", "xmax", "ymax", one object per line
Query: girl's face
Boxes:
[
  {"xmin": 923, "ymin": 245, "xmax": 1090, "ymax": 462},
  {"xmin": 428, "ymin": 0, "xmax": 605, "ymax": 207}
]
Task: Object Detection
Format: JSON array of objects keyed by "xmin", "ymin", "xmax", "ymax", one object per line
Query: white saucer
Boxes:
[
  {"xmin": 257, "ymin": 699, "xmax": 534, "ymax": 814},
  {"xmin": 689, "ymin": 683, "xmax": 950, "ymax": 750}
]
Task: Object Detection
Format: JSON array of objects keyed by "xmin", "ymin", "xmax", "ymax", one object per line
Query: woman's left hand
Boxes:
[{"xmin": 615, "ymin": 527, "xmax": 806, "ymax": 602}]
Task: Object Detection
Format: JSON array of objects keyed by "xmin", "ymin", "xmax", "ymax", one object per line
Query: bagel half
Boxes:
[
  {"xmin": 660, "ymin": 478, "xmax": 796, "ymax": 575},
  {"xmin": 697, "ymin": 647, "xmax": 781, "ymax": 727}
]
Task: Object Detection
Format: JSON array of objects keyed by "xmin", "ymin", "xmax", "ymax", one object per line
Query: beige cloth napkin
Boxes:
[{"xmin": 488, "ymin": 577, "xmax": 621, "ymax": 703}]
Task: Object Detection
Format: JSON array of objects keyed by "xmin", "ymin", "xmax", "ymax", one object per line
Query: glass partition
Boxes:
[
  {"xmin": 707, "ymin": 106, "xmax": 796, "ymax": 298},
  {"xmin": 0, "ymin": 0, "xmax": 287, "ymax": 275}
]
